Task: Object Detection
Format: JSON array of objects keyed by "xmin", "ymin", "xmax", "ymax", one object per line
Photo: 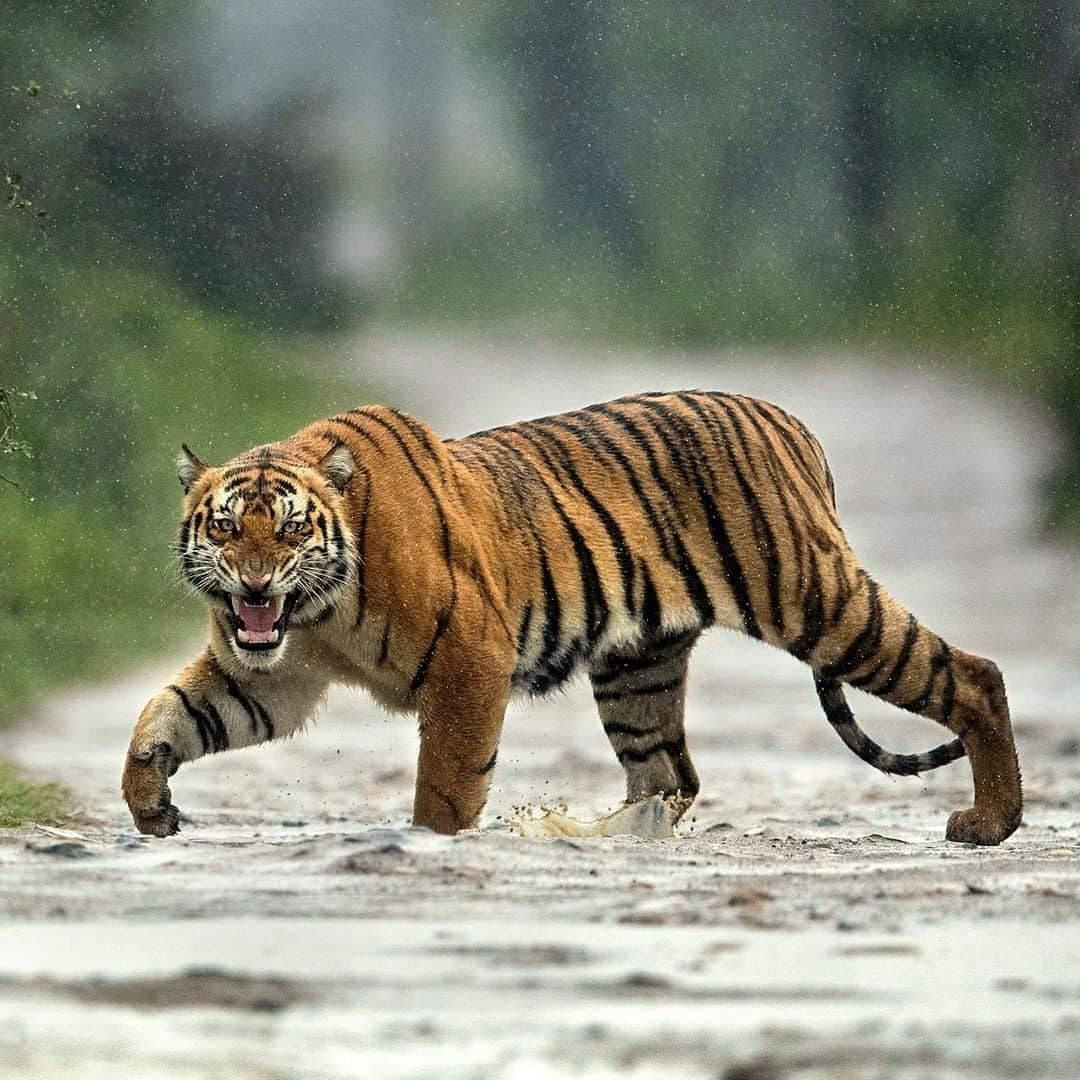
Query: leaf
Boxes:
[{"xmin": 26, "ymin": 80, "xmax": 41, "ymax": 96}]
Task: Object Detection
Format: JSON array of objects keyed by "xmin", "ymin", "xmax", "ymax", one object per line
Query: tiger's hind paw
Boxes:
[{"xmin": 945, "ymin": 806, "xmax": 1020, "ymax": 846}]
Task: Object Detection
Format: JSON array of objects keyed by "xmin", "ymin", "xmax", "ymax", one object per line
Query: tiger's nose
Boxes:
[{"xmin": 241, "ymin": 571, "xmax": 272, "ymax": 591}]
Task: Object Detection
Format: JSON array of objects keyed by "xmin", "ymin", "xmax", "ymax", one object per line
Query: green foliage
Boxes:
[
  {"xmin": 0, "ymin": 243, "xmax": 359, "ymax": 725},
  {"xmin": 1, "ymin": 386, "xmax": 35, "ymax": 459},
  {"xmin": 2, "ymin": 5, "xmax": 358, "ymax": 333},
  {"xmin": 0, "ymin": 758, "xmax": 69, "ymax": 828}
]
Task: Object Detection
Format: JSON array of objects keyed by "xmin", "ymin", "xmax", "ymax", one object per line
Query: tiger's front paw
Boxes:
[
  {"xmin": 132, "ymin": 798, "xmax": 181, "ymax": 837},
  {"xmin": 122, "ymin": 743, "xmax": 182, "ymax": 838}
]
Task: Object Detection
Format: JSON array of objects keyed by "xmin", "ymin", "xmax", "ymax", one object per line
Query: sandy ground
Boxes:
[{"xmin": 3, "ymin": 338, "xmax": 1080, "ymax": 1078}]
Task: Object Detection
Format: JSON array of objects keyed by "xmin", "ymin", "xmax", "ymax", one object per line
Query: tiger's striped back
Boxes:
[{"xmin": 452, "ymin": 391, "xmax": 841, "ymax": 687}]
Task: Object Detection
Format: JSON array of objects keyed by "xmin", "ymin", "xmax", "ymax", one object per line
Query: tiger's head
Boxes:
[{"xmin": 175, "ymin": 442, "xmax": 356, "ymax": 669}]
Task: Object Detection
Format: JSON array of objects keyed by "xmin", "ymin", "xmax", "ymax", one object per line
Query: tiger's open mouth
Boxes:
[{"xmin": 227, "ymin": 593, "xmax": 296, "ymax": 651}]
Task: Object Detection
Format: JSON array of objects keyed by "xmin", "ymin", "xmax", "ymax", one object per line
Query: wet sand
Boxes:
[{"xmin": 2, "ymin": 339, "xmax": 1079, "ymax": 1077}]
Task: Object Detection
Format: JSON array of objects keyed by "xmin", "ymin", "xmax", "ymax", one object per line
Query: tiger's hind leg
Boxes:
[
  {"xmin": 589, "ymin": 630, "xmax": 701, "ymax": 821},
  {"xmin": 800, "ymin": 569, "xmax": 1022, "ymax": 846}
]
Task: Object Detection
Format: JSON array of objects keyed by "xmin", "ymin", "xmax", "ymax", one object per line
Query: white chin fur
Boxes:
[{"xmin": 230, "ymin": 633, "xmax": 289, "ymax": 670}]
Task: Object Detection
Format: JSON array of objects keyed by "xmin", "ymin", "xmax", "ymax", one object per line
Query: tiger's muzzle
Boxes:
[{"xmin": 227, "ymin": 591, "xmax": 297, "ymax": 651}]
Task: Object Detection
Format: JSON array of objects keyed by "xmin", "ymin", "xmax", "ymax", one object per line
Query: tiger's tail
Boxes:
[{"xmin": 814, "ymin": 673, "xmax": 966, "ymax": 775}]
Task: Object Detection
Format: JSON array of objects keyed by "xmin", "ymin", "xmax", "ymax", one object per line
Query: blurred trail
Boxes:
[{"xmin": 4, "ymin": 336, "xmax": 1080, "ymax": 1078}]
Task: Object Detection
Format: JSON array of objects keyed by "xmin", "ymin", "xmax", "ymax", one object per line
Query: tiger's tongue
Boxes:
[{"xmin": 236, "ymin": 596, "xmax": 283, "ymax": 633}]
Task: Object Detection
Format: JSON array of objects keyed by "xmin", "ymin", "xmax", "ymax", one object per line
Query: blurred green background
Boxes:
[{"xmin": 1, "ymin": 1, "xmax": 1077, "ymax": 723}]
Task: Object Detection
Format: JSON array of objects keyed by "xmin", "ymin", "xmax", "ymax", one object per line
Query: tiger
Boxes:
[{"xmin": 122, "ymin": 391, "xmax": 1023, "ymax": 845}]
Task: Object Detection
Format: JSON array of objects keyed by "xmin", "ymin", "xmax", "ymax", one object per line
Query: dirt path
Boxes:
[{"xmin": 3, "ymin": 338, "xmax": 1080, "ymax": 1078}]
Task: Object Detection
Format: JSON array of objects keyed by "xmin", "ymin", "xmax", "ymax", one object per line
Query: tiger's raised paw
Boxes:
[
  {"xmin": 132, "ymin": 800, "xmax": 182, "ymax": 838},
  {"xmin": 945, "ymin": 806, "xmax": 1020, "ymax": 846},
  {"xmin": 122, "ymin": 743, "xmax": 182, "ymax": 838}
]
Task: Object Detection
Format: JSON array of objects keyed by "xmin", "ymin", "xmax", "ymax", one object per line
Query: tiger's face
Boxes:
[{"xmin": 175, "ymin": 443, "xmax": 356, "ymax": 669}]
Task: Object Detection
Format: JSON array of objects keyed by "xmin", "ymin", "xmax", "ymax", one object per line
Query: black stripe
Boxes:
[
  {"xmin": 898, "ymin": 645, "xmax": 950, "ymax": 714},
  {"xmin": 586, "ymin": 401, "xmax": 689, "ymax": 525},
  {"xmin": 222, "ymin": 463, "xmax": 304, "ymax": 484},
  {"xmin": 639, "ymin": 561, "xmax": 662, "ymax": 634},
  {"xmin": 725, "ymin": 396, "xmax": 809, "ymax": 608},
  {"xmin": 750, "ymin": 401, "xmax": 827, "ymax": 495},
  {"xmin": 251, "ymin": 695, "xmax": 274, "ymax": 740},
  {"xmin": 636, "ymin": 398, "xmax": 762, "ymax": 639},
  {"xmin": 741, "ymin": 399, "xmax": 836, "ymax": 540},
  {"xmin": 829, "ymin": 556, "xmax": 857, "ymax": 625},
  {"xmin": 169, "ymin": 685, "xmax": 213, "ymax": 755},
  {"xmin": 820, "ymin": 578, "xmax": 884, "ymax": 680},
  {"xmin": 787, "ymin": 546, "xmax": 826, "ymax": 661},
  {"xmin": 410, "ymin": 608, "xmax": 453, "ymax": 694},
  {"xmin": 527, "ymin": 637, "xmax": 586, "ymax": 695},
  {"xmin": 616, "ymin": 735, "xmax": 686, "ymax": 766},
  {"xmin": 203, "ymin": 699, "xmax": 230, "ymax": 752},
  {"xmin": 874, "ymin": 614, "xmax": 921, "ymax": 698},
  {"xmin": 593, "ymin": 675, "xmax": 684, "ymax": 703},
  {"xmin": 542, "ymin": 412, "xmax": 672, "ymax": 577},
  {"xmin": 346, "ymin": 411, "xmax": 450, "ymax": 561},
  {"xmin": 682, "ymin": 393, "xmax": 784, "ymax": 634},
  {"xmin": 351, "ymin": 410, "xmax": 457, "ymax": 590},
  {"xmin": 340, "ymin": 411, "xmax": 460, "ymax": 666},
  {"xmin": 547, "ymin": 410, "xmax": 715, "ymax": 628},
  {"xmin": 515, "ymin": 600, "xmax": 534, "ymax": 656},
  {"xmin": 735, "ymin": 399, "xmax": 808, "ymax": 587},
  {"xmin": 518, "ymin": 423, "xmax": 636, "ymax": 619},
  {"xmin": 493, "ymin": 430, "xmax": 608, "ymax": 644},
  {"xmin": 534, "ymin": 548, "xmax": 564, "ymax": 674},
  {"xmin": 327, "ymin": 415, "xmax": 387, "ymax": 456},
  {"xmin": 591, "ymin": 628, "xmax": 698, "ymax": 685},
  {"xmin": 209, "ymin": 654, "xmax": 274, "ymax": 739},
  {"xmin": 219, "ymin": 670, "xmax": 259, "ymax": 737},
  {"xmin": 848, "ymin": 660, "xmax": 887, "ymax": 690},
  {"xmin": 382, "ymin": 407, "xmax": 452, "ymax": 484},
  {"xmin": 587, "ymin": 403, "xmax": 714, "ymax": 625},
  {"xmin": 602, "ymin": 720, "xmax": 665, "ymax": 738}
]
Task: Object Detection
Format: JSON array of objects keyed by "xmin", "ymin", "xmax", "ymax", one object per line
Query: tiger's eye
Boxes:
[
  {"xmin": 213, "ymin": 518, "xmax": 235, "ymax": 533},
  {"xmin": 282, "ymin": 520, "xmax": 303, "ymax": 535}
]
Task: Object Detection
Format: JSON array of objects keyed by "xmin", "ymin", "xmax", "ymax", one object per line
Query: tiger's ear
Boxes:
[
  {"xmin": 318, "ymin": 442, "xmax": 354, "ymax": 493},
  {"xmin": 178, "ymin": 443, "xmax": 209, "ymax": 493}
]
